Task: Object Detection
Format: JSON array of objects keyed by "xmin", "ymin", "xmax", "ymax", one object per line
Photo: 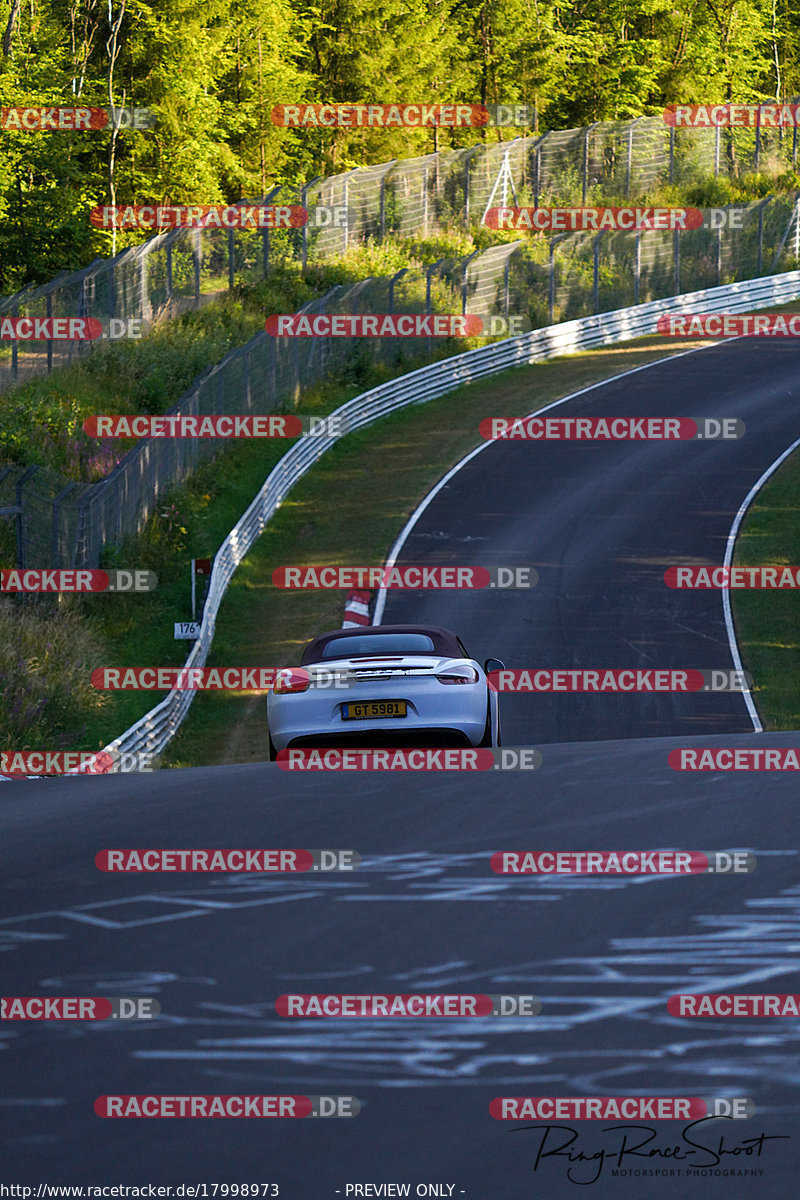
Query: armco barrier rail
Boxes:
[{"xmin": 74, "ymin": 267, "xmax": 800, "ymax": 772}]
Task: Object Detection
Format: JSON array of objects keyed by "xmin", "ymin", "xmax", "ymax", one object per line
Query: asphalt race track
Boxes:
[
  {"xmin": 381, "ymin": 338, "xmax": 800, "ymax": 742},
  {"xmin": 4, "ymin": 338, "xmax": 800, "ymax": 1197}
]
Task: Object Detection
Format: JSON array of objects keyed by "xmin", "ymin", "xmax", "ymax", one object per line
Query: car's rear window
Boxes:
[{"xmin": 319, "ymin": 634, "xmax": 436, "ymax": 660}]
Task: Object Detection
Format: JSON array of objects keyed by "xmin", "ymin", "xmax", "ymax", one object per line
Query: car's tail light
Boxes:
[
  {"xmin": 435, "ymin": 664, "xmax": 480, "ymax": 685},
  {"xmin": 273, "ymin": 668, "xmax": 310, "ymax": 694}
]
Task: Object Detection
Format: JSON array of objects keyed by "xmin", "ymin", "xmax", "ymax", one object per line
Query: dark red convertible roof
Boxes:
[{"xmin": 300, "ymin": 624, "xmax": 465, "ymax": 665}]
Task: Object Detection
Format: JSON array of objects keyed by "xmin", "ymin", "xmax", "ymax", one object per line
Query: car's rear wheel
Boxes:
[{"xmin": 478, "ymin": 696, "xmax": 500, "ymax": 747}]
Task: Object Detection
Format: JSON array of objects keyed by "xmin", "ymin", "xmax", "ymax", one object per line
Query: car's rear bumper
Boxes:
[{"xmin": 267, "ymin": 682, "xmax": 487, "ymax": 750}]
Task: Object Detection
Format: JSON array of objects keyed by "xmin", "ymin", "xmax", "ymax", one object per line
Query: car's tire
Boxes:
[
  {"xmin": 478, "ymin": 697, "xmax": 495, "ymax": 747},
  {"xmin": 267, "ymin": 729, "xmax": 278, "ymax": 762}
]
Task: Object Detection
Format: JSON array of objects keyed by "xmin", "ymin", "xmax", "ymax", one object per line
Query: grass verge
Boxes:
[{"xmin": 732, "ymin": 449, "xmax": 800, "ymax": 731}]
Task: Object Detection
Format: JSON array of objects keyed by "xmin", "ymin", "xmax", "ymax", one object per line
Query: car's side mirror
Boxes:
[{"xmin": 484, "ymin": 658, "xmax": 505, "ymax": 673}]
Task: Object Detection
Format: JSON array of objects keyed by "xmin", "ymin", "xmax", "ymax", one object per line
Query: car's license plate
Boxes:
[{"xmin": 341, "ymin": 700, "xmax": 407, "ymax": 720}]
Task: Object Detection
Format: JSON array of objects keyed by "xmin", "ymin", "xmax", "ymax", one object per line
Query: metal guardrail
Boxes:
[{"xmin": 75, "ymin": 269, "xmax": 800, "ymax": 771}]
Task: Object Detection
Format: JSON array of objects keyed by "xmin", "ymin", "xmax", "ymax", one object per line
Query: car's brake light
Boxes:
[
  {"xmin": 273, "ymin": 668, "xmax": 310, "ymax": 694},
  {"xmin": 435, "ymin": 664, "xmax": 480, "ymax": 685}
]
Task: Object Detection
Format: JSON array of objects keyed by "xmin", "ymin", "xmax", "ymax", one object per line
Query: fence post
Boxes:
[
  {"xmin": 461, "ymin": 249, "xmax": 480, "ymax": 314},
  {"xmin": 715, "ymin": 125, "xmax": 720, "ymax": 177},
  {"xmin": 260, "ymin": 186, "xmax": 282, "ymax": 278},
  {"xmin": 228, "ymin": 226, "xmax": 235, "ymax": 291},
  {"xmin": 300, "ymin": 177, "xmax": 322, "ymax": 270},
  {"xmin": 388, "ymin": 268, "xmax": 409, "ymax": 315},
  {"xmin": 166, "ymin": 241, "xmax": 173, "ymax": 304},
  {"xmin": 717, "ymin": 218, "xmax": 723, "ymax": 285},
  {"xmin": 422, "ymin": 163, "xmax": 428, "ymax": 237},
  {"xmin": 11, "ymin": 303, "xmax": 18, "ymax": 382},
  {"xmin": 15, "ymin": 466, "xmax": 38, "ymax": 569},
  {"xmin": 634, "ymin": 232, "xmax": 641, "ymax": 304},
  {"xmin": 673, "ymin": 228, "xmax": 680, "ymax": 295},
  {"xmin": 593, "ymin": 232, "xmax": 603, "ymax": 313},
  {"xmin": 754, "ymin": 106, "xmax": 761, "ymax": 171},
  {"xmin": 549, "ymin": 238, "xmax": 556, "ymax": 322},
  {"xmin": 46, "ymin": 290, "xmax": 53, "ymax": 372},
  {"xmin": 463, "ymin": 147, "xmax": 480, "ymax": 225},
  {"xmin": 625, "ymin": 120, "xmax": 642, "ymax": 198},
  {"xmin": 52, "ymin": 482, "xmax": 76, "ymax": 567},
  {"xmin": 757, "ymin": 195, "xmax": 772, "ymax": 275},
  {"xmin": 193, "ymin": 230, "xmax": 201, "ymax": 306},
  {"xmin": 582, "ymin": 122, "xmax": 599, "ymax": 204},
  {"xmin": 669, "ymin": 126, "xmax": 675, "ymax": 184}
]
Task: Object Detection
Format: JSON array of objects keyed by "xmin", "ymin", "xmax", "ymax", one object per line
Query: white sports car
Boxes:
[{"xmin": 266, "ymin": 623, "xmax": 503, "ymax": 760}]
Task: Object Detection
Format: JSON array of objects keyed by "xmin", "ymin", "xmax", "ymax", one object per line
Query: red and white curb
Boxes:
[{"xmin": 342, "ymin": 589, "xmax": 372, "ymax": 627}]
